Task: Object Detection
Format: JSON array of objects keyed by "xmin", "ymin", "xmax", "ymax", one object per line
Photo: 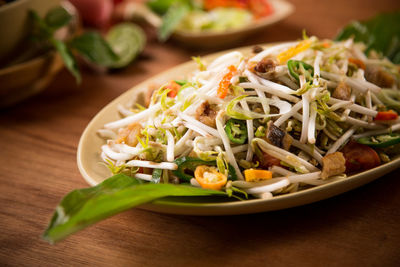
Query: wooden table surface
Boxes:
[{"xmin": 1, "ymin": 0, "xmax": 400, "ymax": 266}]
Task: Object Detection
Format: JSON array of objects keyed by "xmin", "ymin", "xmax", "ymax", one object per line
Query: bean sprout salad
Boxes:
[{"xmin": 97, "ymin": 36, "xmax": 400, "ymax": 200}]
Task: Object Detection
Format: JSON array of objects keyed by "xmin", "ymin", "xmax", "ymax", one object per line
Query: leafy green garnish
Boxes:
[
  {"xmin": 44, "ymin": 6, "xmax": 72, "ymax": 29},
  {"xmin": 30, "ymin": 7, "xmax": 81, "ymax": 82},
  {"xmin": 43, "ymin": 173, "xmax": 228, "ymax": 243},
  {"xmin": 158, "ymin": 1, "xmax": 191, "ymax": 41},
  {"xmin": 50, "ymin": 38, "xmax": 81, "ymax": 83},
  {"xmin": 69, "ymin": 32, "xmax": 119, "ymax": 67},
  {"xmin": 336, "ymin": 11, "xmax": 400, "ymax": 63},
  {"xmin": 146, "ymin": 0, "xmax": 177, "ymax": 15},
  {"xmin": 31, "ymin": 6, "xmax": 144, "ymax": 83}
]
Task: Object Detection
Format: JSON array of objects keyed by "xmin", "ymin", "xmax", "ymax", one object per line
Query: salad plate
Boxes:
[
  {"xmin": 170, "ymin": 0, "xmax": 295, "ymax": 49},
  {"xmin": 77, "ymin": 43, "xmax": 400, "ymax": 215}
]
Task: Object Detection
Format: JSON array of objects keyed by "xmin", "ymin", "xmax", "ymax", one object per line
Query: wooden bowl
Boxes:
[
  {"xmin": 0, "ymin": 51, "xmax": 63, "ymax": 109},
  {"xmin": 0, "ymin": 0, "xmax": 61, "ymax": 63}
]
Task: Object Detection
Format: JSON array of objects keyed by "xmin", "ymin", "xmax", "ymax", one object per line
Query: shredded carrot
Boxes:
[
  {"xmin": 277, "ymin": 39, "xmax": 312, "ymax": 64},
  {"xmin": 217, "ymin": 65, "xmax": 237, "ymax": 99},
  {"xmin": 348, "ymin": 57, "xmax": 366, "ymax": 70}
]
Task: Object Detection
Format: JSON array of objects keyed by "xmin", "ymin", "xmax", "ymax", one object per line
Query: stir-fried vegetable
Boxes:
[
  {"xmin": 173, "ymin": 157, "xmax": 238, "ymax": 182},
  {"xmin": 357, "ymin": 133, "xmax": 400, "ymax": 148},
  {"xmin": 374, "ymin": 110, "xmax": 398, "ymax": 121},
  {"xmin": 287, "ymin": 60, "xmax": 314, "ymax": 82},
  {"xmin": 341, "ymin": 141, "xmax": 381, "ymax": 174},
  {"xmin": 243, "ymin": 169, "xmax": 272, "ymax": 182},
  {"xmin": 277, "ymin": 39, "xmax": 313, "ymax": 63},
  {"xmin": 217, "ymin": 65, "xmax": 237, "ymax": 99},
  {"xmin": 194, "ymin": 165, "xmax": 228, "ymax": 190},
  {"xmin": 45, "ymin": 31, "xmax": 400, "ymax": 243},
  {"xmin": 98, "ymin": 35, "xmax": 400, "ymax": 197},
  {"xmin": 225, "ymin": 118, "xmax": 248, "ymax": 144}
]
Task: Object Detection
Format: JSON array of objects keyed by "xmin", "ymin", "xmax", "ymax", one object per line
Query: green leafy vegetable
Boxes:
[
  {"xmin": 44, "ymin": 6, "xmax": 72, "ymax": 29},
  {"xmin": 69, "ymin": 32, "xmax": 119, "ymax": 67},
  {"xmin": 43, "ymin": 173, "xmax": 227, "ymax": 243},
  {"xmin": 50, "ymin": 38, "xmax": 81, "ymax": 83},
  {"xmin": 158, "ymin": 2, "xmax": 190, "ymax": 41},
  {"xmin": 151, "ymin": 168, "xmax": 163, "ymax": 183},
  {"xmin": 336, "ymin": 11, "xmax": 400, "ymax": 63},
  {"xmin": 30, "ymin": 6, "xmax": 144, "ymax": 83},
  {"xmin": 146, "ymin": 0, "xmax": 177, "ymax": 15}
]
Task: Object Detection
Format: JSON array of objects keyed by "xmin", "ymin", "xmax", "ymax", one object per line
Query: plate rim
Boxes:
[{"xmin": 77, "ymin": 42, "xmax": 400, "ymax": 215}]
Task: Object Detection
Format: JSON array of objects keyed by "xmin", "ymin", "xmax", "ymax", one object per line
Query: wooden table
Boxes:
[{"xmin": 1, "ymin": 0, "xmax": 400, "ymax": 266}]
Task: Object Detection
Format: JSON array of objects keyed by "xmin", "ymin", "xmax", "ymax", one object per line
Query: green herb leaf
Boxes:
[
  {"xmin": 43, "ymin": 173, "xmax": 227, "ymax": 243},
  {"xmin": 147, "ymin": 0, "xmax": 177, "ymax": 15},
  {"xmin": 69, "ymin": 32, "xmax": 119, "ymax": 67},
  {"xmin": 29, "ymin": 10, "xmax": 52, "ymax": 40},
  {"xmin": 45, "ymin": 6, "xmax": 72, "ymax": 30},
  {"xmin": 50, "ymin": 38, "xmax": 81, "ymax": 83},
  {"xmin": 336, "ymin": 11, "xmax": 400, "ymax": 63},
  {"xmin": 158, "ymin": 2, "xmax": 190, "ymax": 41}
]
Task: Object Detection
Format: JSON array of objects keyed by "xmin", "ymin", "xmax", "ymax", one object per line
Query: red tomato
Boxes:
[
  {"xmin": 164, "ymin": 81, "xmax": 181, "ymax": 98},
  {"xmin": 340, "ymin": 141, "xmax": 381, "ymax": 174},
  {"xmin": 249, "ymin": 0, "xmax": 273, "ymax": 18},
  {"xmin": 374, "ymin": 110, "xmax": 398, "ymax": 121},
  {"xmin": 256, "ymin": 152, "xmax": 281, "ymax": 168}
]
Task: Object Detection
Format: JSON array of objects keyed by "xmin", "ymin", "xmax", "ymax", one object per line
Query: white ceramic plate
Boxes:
[{"xmin": 77, "ymin": 43, "xmax": 400, "ymax": 215}]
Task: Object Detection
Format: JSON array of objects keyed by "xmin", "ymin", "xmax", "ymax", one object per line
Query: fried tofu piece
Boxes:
[{"xmin": 321, "ymin": 152, "xmax": 346, "ymax": 179}]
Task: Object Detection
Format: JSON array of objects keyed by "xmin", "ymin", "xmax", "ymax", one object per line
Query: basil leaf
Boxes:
[
  {"xmin": 336, "ymin": 11, "xmax": 400, "ymax": 63},
  {"xmin": 45, "ymin": 6, "xmax": 72, "ymax": 30},
  {"xmin": 50, "ymin": 38, "xmax": 81, "ymax": 83},
  {"xmin": 43, "ymin": 174, "xmax": 227, "ymax": 243},
  {"xmin": 69, "ymin": 32, "xmax": 119, "ymax": 67},
  {"xmin": 29, "ymin": 10, "xmax": 53, "ymax": 40},
  {"xmin": 147, "ymin": 0, "xmax": 177, "ymax": 15},
  {"xmin": 158, "ymin": 2, "xmax": 190, "ymax": 41}
]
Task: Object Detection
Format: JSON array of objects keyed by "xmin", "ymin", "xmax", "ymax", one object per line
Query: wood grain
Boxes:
[{"xmin": 1, "ymin": 0, "xmax": 400, "ymax": 266}]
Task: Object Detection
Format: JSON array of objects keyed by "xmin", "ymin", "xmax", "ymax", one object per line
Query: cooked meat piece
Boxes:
[
  {"xmin": 341, "ymin": 141, "xmax": 381, "ymax": 174},
  {"xmin": 195, "ymin": 101, "xmax": 217, "ymax": 128},
  {"xmin": 116, "ymin": 122, "xmax": 143, "ymax": 146},
  {"xmin": 252, "ymin": 45, "xmax": 264, "ymax": 53},
  {"xmin": 256, "ymin": 152, "xmax": 281, "ymax": 169},
  {"xmin": 254, "ymin": 58, "xmax": 276, "ymax": 73},
  {"xmin": 365, "ymin": 65, "xmax": 395, "ymax": 88},
  {"xmin": 321, "ymin": 152, "xmax": 346, "ymax": 179},
  {"xmin": 266, "ymin": 121, "xmax": 290, "ymax": 148},
  {"xmin": 332, "ymin": 81, "xmax": 352, "ymax": 100},
  {"xmin": 282, "ymin": 134, "xmax": 293, "ymax": 151}
]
